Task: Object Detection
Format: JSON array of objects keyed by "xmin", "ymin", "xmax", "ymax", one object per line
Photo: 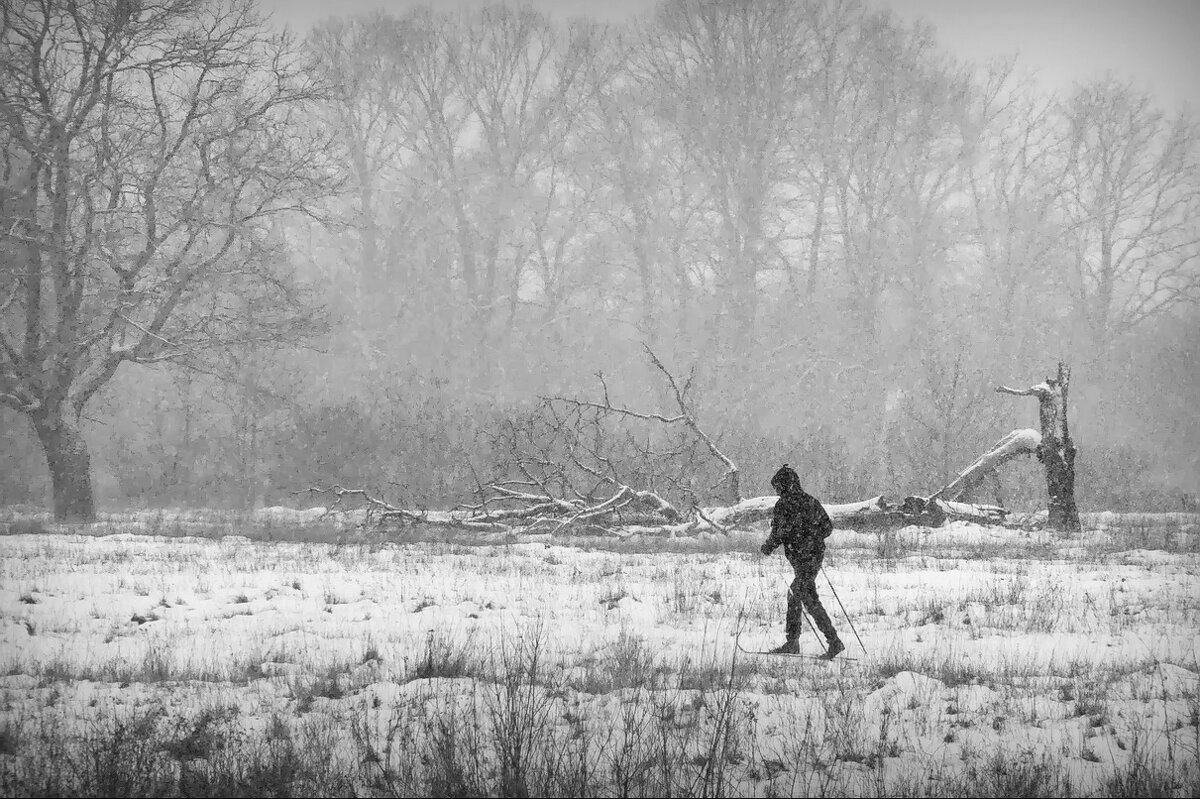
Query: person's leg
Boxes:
[
  {"xmin": 796, "ymin": 556, "xmax": 843, "ymax": 657},
  {"xmin": 774, "ymin": 567, "xmax": 819, "ymax": 654},
  {"xmin": 784, "ymin": 576, "xmax": 805, "ymax": 640},
  {"xmin": 767, "ymin": 577, "xmax": 804, "ymax": 653}
]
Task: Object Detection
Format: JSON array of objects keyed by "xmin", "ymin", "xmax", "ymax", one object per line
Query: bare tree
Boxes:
[
  {"xmin": 645, "ymin": 0, "xmax": 813, "ymax": 363},
  {"xmin": 823, "ymin": 12, "xmax": 913, "ymax": 342},
  {"xmin": 583, "ymin": 24, "xmax": 711, "ymax": 371},
  {"xmin": 1060, "ymin": 78, "xmax": 1200, "ymax": 356},
  {"xmin": 825, "ymin": 13, "xmax": 964, "ymax": 344},
  {"xmin": 0, "ymin": 0, "xmax": 330, "ymax": 521},
  {"xmin": 376, "ymin": 6, "xmax": 594, "ymax": 390},
  {"xmin": 304, "ymin": 12, "xmax": 429, "ymax": 377},
  {"xmin": 791, "ymin": 0, "xmax": 865, "ymax": 299},
  {"xmin": 306, "ymin": 13, "xmax": 410, "ymax": 287},
  {"xmin": 963, "ymin": 64, "xmax": 1072, "ymax": 361}
]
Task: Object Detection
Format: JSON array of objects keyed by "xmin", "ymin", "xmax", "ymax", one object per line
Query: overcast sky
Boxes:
[{"xmin": 260, "ymin": 0, "xmax": 1200, "ymax": 114}]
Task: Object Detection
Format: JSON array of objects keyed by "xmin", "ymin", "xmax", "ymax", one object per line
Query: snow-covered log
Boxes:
[
  {"xmin": 308, "ymin": 479, "xmax": 1013, "ymax": 538},
  {"xmin": 696, "ymin": 493, "xmax": 1003, "ymax": 532},
  {"xmin": 701, "ymin": 495, "xmax": 886, "ymax": 528},
  {"xmin": 934, "ymin": 499, "xmax": 1010, "ymax": 524},
  {"xmin": 304, "ymin": 482, "xmax": 681, "ymax": 537}
]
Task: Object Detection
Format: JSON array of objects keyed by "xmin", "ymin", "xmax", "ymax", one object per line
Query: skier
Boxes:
[{"xmin": 759, "ymin": 464, "xmax": 845, "ymax": 659}]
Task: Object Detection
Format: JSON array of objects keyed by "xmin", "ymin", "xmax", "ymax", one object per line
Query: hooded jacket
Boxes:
[{"xmin": 761, "ymin": 465, "xmax": 833, "ymax": 563}]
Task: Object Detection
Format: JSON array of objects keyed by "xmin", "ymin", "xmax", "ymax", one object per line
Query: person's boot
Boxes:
[
  {"xmin": 819, "ymin": 637, "xmax": 845, "ymax": 660},
  {"xmin": 770, "ymin": 638, "xmax": 800, "ymax": 655}
]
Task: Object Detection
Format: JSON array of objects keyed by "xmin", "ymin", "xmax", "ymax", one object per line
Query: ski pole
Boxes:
[
  {"xmin": 822, "ymin": 566, "xmax": 866, "ymax": 655},
  {"xmin": 800, "ymin": 605, "xmax": 821, "ymax": 639}
]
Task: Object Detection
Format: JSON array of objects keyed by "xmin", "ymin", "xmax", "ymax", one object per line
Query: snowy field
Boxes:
[{"xmin": 0, "ymin": 508, "xmax": 1197, "ymax": 797}]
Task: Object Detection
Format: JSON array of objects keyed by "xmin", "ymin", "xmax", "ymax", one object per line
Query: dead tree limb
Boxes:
[
  {"xmin": 297, "ymin": 486, "xmax": 408, "ymax": 524},
  {"xmin": 473, "ymin": 397, "xmax": 689, "ymax": 534},
  {"xmin": 643, "ymin": 345, "xmax": 741, "ymax": 502},
  {"xmin": 546, "ymin": 344, "xmax": 741, "ymax": 504},
  {"xmin": 930, "ymin": 428, "xmax": 1042, "ymax": 502},
  {"xmin": 300, "ymin": 486, "xmax": 514, "ymax": 533}
]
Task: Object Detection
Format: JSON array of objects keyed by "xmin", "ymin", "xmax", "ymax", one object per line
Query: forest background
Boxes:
[{"xmin": 2, "ymin": 0, "xmax": 1197, "ymax": 516}]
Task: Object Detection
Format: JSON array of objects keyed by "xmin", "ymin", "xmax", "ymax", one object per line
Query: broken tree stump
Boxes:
[{"xmin": 997, "ymin": 362, "xmax": 1081, "ymax": 531}]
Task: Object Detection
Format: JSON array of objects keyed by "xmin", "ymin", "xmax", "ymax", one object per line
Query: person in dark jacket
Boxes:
[{"xmin": 760, "ymin": 464, "xmax": 845, "ymax": 659}]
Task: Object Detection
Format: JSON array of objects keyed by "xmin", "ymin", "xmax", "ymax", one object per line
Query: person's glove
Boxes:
[{"xmin": 760, "ymin": 542, "xmax": 772, "ymax": 556}]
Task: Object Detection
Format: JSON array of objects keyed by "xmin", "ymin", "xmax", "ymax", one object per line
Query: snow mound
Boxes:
[
  {"xmin": 1118, "ymin": 662, "xmax": 1199, "ymax": 700},
  {"xmin": 1121, "ymin": 548, "xmax": 1188, "ymax": 565},
  {"xmin": 609, "ymin": 596, "xmax": 657, "ymax": 627},
  {"xmin": 864, "ymin": 670, "xmax": 944, "ymax": 715},
  {"xmin": 255, "ymin": 506, "xmax": 330, "ymax": 524},
  {"xmin": 259, "ymin": 661, "xmax": 303, "ymax": 677}
]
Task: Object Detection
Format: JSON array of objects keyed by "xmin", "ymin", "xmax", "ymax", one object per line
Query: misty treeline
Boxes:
[{"xmin": 2, "ymin": 0, "xmax": 1198, "ymax": 520}]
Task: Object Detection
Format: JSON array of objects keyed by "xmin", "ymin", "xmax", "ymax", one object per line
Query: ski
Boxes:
[
  {"xmin": 742, "ymin": 650, "xmax": 859, "ymax": 662},
  {"xmin": 735, "ymin": 641, "xmax": 858, "ymax": 661}
]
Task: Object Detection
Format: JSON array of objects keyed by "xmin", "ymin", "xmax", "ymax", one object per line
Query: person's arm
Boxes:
[{"xmin": 761, "ymin": 503, "xmax": 785, "ymax": 555}]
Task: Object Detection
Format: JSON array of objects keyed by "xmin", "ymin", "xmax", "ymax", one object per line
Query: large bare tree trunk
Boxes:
[
  {"xmin": 998, "ymin": 362, "xmax": 1080, "ymax": 531},
  {"xmin": 30, "ymin": 406, "xmax": 96, "ymax": 523}
]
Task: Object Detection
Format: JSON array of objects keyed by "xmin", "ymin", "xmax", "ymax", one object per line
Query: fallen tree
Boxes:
[
  {"xmin": 302, "ymin": 483, "xmax": 1011, "ymax": 538},
  {"xmin": 305, "ymin": 350, "xmax": 1061, "ymax": 537}
]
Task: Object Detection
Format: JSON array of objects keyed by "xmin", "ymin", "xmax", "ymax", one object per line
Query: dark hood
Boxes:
[{"xmin": 771, "ymin": 464, "xmax": 804, "ymax": 496}]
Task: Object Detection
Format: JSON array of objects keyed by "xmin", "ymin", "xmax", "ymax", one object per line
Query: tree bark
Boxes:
[
  {"xmin": 1041, "ymin": 365, "xmax": 1080, "ymax": 532},
  {"xmin": 30, "ymin": 407, "xmax": 96, "ymax": 523}
]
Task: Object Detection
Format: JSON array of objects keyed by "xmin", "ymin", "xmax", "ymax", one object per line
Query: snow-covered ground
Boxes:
[{"xmin": 0, "ymin": 512, "xmax": 1196, "ymax": 797}]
